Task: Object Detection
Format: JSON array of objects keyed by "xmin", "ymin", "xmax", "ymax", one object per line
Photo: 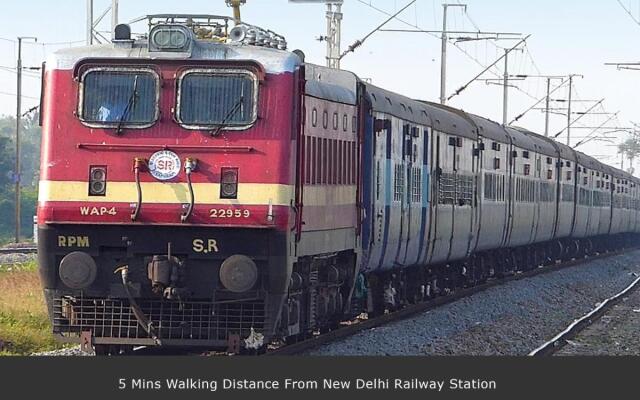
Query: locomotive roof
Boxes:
[{"xmin": 47, "ymin": 40, "xmax": 302, "ymax": 75}]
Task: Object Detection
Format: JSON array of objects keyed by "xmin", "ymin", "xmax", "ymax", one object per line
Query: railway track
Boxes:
[
  {"xmin": 264, "ymin": 248, "xmax": 638, "ymax": 356},
  {"xmin": 528, "ymin": 273, "xmax": 640, "ymax": 356},
  {"xmin": 0, "ymin": 247, "xmax": 37, "ymax": 255}
]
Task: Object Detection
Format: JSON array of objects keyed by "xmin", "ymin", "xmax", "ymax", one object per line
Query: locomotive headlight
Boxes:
[
  {"xmin": 219, "ymin": 255, "xmax": 258, "ymax": 293},
  {"xmin": 149, "ymin": 25, "xmax": 192, "ymax": 52},
  {"xmin": 59, "ymin": 252, "xmax": 98, "ymax": 290},
  {"xmin": 89, "ymin": 166, "xmax": 107, "ymax": 196},
  {"xmin": 220, "ymin": 168, "xmax": 239, "ymax": 199}
]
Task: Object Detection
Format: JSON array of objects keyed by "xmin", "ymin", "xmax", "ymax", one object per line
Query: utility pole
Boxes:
[
  {"xmin": 326, "ymin": 1, "xmax": 343, "ymax": 69},
  {"xmin": 86, "ymin": 0, "xmax": 93, "ymax": 45},
  {"xmin": 566, "ymin": 75, "xmax": 573, "ymax": 146},
  {"xmin": 111, "ymin": 0, "xmax": 119, "ymax": 34},
  {"xmin": 502, "ymin": 49, "xmax": 508, "ymax": 125},
  {"xmin": 544, "ymin": 78, "xmax": 551, "ymax": 136},
  {"xmin": 15, "ymin": 36, "xmax": 37, "ymax": 243},
  {"xmin": 440, "ymin": 3, "xmax": 466, "ymax": 105},
  {"xmin": 290, "ymin": 0, "xmax": 343, "ymax": 69},
  {"xmin": 86, "ymin": 0, "xmax": 120, "ymax": 44}
]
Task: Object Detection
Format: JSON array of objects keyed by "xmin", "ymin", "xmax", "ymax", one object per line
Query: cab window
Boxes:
[
  {"xmin": 80, "ymin": 68, "xmax": 158, "ymax": 127},
  {"xmin": 177, "ymin": 69, "xmax": 257, "ymax": 129}
]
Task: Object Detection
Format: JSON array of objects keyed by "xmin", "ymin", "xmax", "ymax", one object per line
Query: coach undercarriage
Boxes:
[{"xmin": 363, "ymin": 233, "xmax": 639, "ymax": 316}]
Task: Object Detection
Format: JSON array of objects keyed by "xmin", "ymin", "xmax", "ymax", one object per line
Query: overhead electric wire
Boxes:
[
  {"xmin": 0, "ymin": 36, "xmax": 83, "ymax": 46},
  {"xmin": 616, "ymin": 0, "xmax": 640, "ymax": 26},
  {"xmin": 0, "ymin": 91, "xmax": 39, "ymax": 100},
  {"xmin": 340, "ymin": 0, "xmax": 417, "ymax": 60}
]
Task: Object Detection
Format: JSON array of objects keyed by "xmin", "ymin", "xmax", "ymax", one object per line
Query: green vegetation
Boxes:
[
  {"xmin": 0, "ymin": 113, "xmax": 60, "ymax": 354},
  {"xmin": 0, "ymin": 261, "xmax": 63, "ymax": 355},
  {"xmin": 0, "ymin": 113, "xmax": 41, "ymax": 245}
]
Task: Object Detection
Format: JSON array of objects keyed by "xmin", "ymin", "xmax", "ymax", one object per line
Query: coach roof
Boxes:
[
  {"xmin": 466, "ymin": 115, "xmax": 510, "ymax": 144},
  {"xmin": 416, "ymin": 101, "xmax": 477, "ymax": 140},
  {"xmin": 305, "ymin": 64, "xmax": 358, "ymax": 105}
]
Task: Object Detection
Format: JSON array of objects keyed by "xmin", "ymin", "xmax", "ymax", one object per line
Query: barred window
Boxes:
[
  {"xmin": 394, "ymin": 164, "xmax": 405, "ymax": 202},
  {"xmin": 485, "ymin": 173, "xmax": 506, "ymax": 202},
  {"xmin": 81, "ymin": 69, "xmax": 158, "ymax": 126},
  {"xmin": 540, "ymin": 182, "xmax": 555, "ymax": 202},
  {"xmin": 178, "ymin": 70, "xmax": 256, "ymax": 127},
  {"xmin": 438, "ymin": 173, "xmax": 456, "ymax": 205},
  {"xmin": 411, "ymin": 167, "xmax": 422, "ymax": 203},
  {"xmin": 484, "ymin": 173, "xmax": 497, "ymax": 201},
  {"xmin": 376, "ymin": 161, "xmax": 381, "ymax": 200},
  {"xmin": 516, "ymin": 178, "xmax": 536, "ymax": 203},
  {"xmin": 579, "ymin": 188, "xmax": 592, "ymax": 206},
  {"xmin": 457, "ymin": 175, "xmax": 474, "ymax": 206},
  {"xmin": 562, "ymin": 184, "xmax": 575, "ymax": 202}
]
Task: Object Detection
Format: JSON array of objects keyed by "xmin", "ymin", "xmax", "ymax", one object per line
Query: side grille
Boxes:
[{"xmin": 53, "ymin": 296, "xmax": 265, "ymax": 344}]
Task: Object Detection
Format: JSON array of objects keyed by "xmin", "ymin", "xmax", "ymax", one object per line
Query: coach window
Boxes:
[
  {"xmin": 566, "ymin": 171, "xmax": 572, "ymax": 181},
  {"xmin": 352, "ymin": 116, "xmax": 357, "ymax": 133},
  {"xmin": 177, "ymin": 69, "xmax": 258, "ymax": 130},
  {"xmin": 343, "ymin": 114, "xmax": 348, "ymax": 132},
  {"xmin": 311, "ymin": 108, "xmax": 318, "ymax": 127},
  {"xmin": 333, "ymin": 112, "xmax": 339, "ymax": 130},
  {"xmin": 323, "ymin": 111, "xmax": 329, "ymax": 129},
  {"xmin": 79, "ymin": 68, "xmax": 159, "ymax": 128}
]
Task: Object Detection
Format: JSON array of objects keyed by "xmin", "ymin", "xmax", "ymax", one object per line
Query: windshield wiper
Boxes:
[
  {"xmin": 116, "ymin": 75, "xmax": 139, "ymax": 135},
  {"xmin": 211, "ymin": 96, "xmax": 244, "ymax": 137}
]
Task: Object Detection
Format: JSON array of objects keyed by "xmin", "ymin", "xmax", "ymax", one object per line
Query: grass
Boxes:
[{"xmin": 0, "ymin": 260, "xmax": 65, "ymax": 355}]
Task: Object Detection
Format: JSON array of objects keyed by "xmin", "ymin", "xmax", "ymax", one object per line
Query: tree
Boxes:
[
  {"xmin": 618, "ymin": 136, "xmax": 640, "ymax": 175},
  {"xmin": 0, "ymin": 113, "xmax": 41, "ymax": 243}
]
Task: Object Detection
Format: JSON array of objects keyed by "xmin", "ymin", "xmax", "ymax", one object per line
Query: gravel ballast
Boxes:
[{"xmin": 306, "ymin": 250, "xmax": 640, "ymax": 356}]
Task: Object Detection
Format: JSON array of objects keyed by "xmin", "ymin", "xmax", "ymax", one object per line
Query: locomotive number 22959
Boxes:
[{"xmin": 209, "ymin": 208, "xmax": 251, "ymax": 218}]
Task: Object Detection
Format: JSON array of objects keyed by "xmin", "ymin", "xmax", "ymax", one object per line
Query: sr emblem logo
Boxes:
[{"xmin": 148, "ymin": 150, "xmax": 181, "ymax": 181}]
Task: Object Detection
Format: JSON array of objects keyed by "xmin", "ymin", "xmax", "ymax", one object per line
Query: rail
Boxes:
[
  {"xmin": 528, "ymin": 274, "xmax": 640, "ymax": 356},
  {"xmin": 0, "ymin": 247, "xmax": 37, "ymax": 255}
]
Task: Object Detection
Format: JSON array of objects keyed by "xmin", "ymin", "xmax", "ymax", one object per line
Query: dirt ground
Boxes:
[{"xmin": 556, "ymin": 283, "xmax": 640, "ymax": 356}]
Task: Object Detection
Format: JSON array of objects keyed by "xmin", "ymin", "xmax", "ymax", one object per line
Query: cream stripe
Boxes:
[{"xmin": 38, "ymin": 180, "xmax": 293, "ymax": 206}]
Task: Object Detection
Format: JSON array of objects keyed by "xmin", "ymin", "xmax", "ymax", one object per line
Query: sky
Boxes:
[{"xmin": 0, "ymin": 0, "xmax": 639, "ymax": 171}]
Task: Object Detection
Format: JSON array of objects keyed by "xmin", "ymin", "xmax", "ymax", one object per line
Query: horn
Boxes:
[{"xmin": 229, "ymin": 25, "xmax": 247, "ymax": 42}]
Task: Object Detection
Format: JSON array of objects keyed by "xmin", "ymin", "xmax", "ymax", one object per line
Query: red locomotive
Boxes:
[{"xmin": 38, "ymin": 16, "xmax": 341, "ymax": 353}]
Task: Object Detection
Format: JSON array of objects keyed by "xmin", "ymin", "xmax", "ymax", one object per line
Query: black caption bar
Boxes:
[{"xmin": 0, "ymin": 357, "xmax": 637, "ymax": 399}]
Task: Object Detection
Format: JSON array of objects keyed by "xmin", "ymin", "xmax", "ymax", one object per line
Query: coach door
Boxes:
[
  {"xmin": 398, "ymin": 124, "xmax": 418, "ymax": 266},
  {"xmin": 367, "ymin": 116, "xmax": 391, "ymax": 271}
]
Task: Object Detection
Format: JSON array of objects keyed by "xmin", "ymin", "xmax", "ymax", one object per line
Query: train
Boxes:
[{"xmin": 37, "ymin": 14, "xmax": 640, "ymax": 354}]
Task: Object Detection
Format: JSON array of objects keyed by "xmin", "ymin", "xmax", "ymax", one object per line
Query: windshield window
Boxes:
[
  {"xmin": 81, "ymin": 70, "xmax": 157, "ymax": 125},
  {"xmin": 178, "ymin": 71, "xmax": 256, "ymax": 128}
]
